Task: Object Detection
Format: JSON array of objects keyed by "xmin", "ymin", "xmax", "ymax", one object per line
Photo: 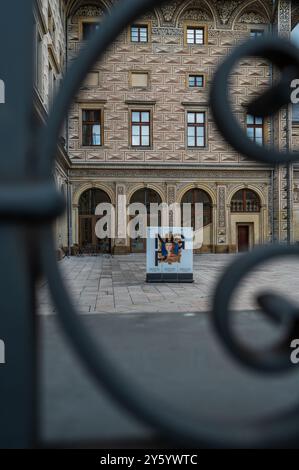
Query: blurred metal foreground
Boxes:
[{"xmin": 1, "ymin": 0, "xmax": 299, "ymax": 449}]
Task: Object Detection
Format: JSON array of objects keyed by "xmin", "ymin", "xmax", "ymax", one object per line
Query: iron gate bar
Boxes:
[
  {"xmin": 1, "ymin": 0, "xmax": 299, "ymax": 449},
  {"xmin": 213, "ymin": 244, "xmax": 299, "ymax": 373},
  {"xmin": 34, "ymin": 0, "xmax": 299, "ymax": 449},
  {"xmin": 0, "ymin": 1, "xmax": 38, "ymax": 448}
]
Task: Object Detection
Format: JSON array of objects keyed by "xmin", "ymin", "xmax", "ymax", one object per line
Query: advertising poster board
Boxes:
[{"xmin": 146, "ymin": 227, "xmax": 193, "ymax": 283}]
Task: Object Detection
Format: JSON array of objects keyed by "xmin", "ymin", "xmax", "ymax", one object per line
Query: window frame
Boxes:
[
  {"xmin": 184, "ymin": 23, "xmax": 207, "ymax": 46},
  {"xmin": 250, "ymin": 29, "xmax": 265, "ymax": 39},
  {"xmin": 34, "ymin": 22, "xmax": 43, "ymax": 93},
  {"xmin": 231, "ymin": 189, "xmax": 261, "ymax": 213},
  {"xmin": 130, "ymin": 109, "xmax": 152, "ymax": 148},
  {"xmin": 181, "ymin": 188, "xmax": 213, "ymax": 228},
  {"xmin": 48, "ymin": 61, "xmax": 54, "ymax": 105},
  {"xmin": 246, "ymin": 114, "xmax": 264, "ymax": 146},
  {"xmin": 129, "ymin": 23, "xmax": 151, "ymax": 44},
  {"xmin": 186, "ymin": 111, "xmax": 206, "ymax": 149},
  {"xmin": 188, "ymin": 73, "xmax": 205, "ymax": 88},
  {"xmin": 292, "ymin": 103, "xmax": 299, "ymax": 125},
  {"xmin": 129, "ymin": 71, "xmax": 150, "ymax": 89},
  {"xmin": 80, "ymin": 105, "xmax": 104, "ymax": 148},
  {"xmin": 83, "ymin": 71, "xmax": 100, "ymax": 88},
  {"xmin": 79, "ymin": 18, "xmax": 101, "ymax": 41}
]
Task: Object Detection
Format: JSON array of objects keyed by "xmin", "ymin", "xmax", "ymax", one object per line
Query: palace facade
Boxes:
[{"xmin": 33, "ymin": 0, "xmax": 299, "ymax": 255}]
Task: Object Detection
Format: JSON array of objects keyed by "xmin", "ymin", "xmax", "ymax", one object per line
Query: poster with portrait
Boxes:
[{"xmin": 146, "ymin": 227, "xmax": 193, "ymax": 283}]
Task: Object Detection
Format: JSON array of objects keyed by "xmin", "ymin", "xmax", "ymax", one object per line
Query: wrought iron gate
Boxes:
[{"xmin": 1, "ymin": 0, "xmax": 299, "ymax": 448}]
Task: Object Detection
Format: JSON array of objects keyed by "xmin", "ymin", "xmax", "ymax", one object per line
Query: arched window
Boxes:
[
  {"xmin": 78, "ymin": 188, "xmax": 111, "ymax": 254},
  {"xmin": 79, "ymin": 188, "xmax": 110, "ymax": 215},
  {"xmin": 231, "ymin": 189, "xmax": 261, "ymax": 213},
  {"xmin": 130, "ymin": 188, "xmax": 162, "ymax": 214},
  {"xmin": 181, "ymin": 189, "xmax": 212, "ymax": 228},
  {"xmin": 129, "ymin": 188, "xmax": 162, "ymax": 253}
]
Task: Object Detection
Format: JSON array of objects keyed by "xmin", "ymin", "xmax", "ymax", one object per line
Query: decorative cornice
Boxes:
[
  {"xmin": 48, "ymin": 44, "xmax": 60, "ymax": 74},
  {"xmin": 181, "ymin": 101, "xmax": 209, "ymax": 106},
  {"xmin": 76, "ymin": 98, "xmax": 107, "ymax": 104}
]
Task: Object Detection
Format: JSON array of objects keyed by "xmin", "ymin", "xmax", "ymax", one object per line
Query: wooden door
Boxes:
[
  {"xmin": 79, "ymin": 216, "xmax": 111, "ymax": 254},
  {"xmin": 80, "ymin": 216, "xmax": 93, "ymax": 247},
  {"xmin": 237, "ymin": 225, "xmax": 249, "ymax": 252}
]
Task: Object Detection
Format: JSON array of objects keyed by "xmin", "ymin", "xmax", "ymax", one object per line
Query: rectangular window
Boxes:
[
  {"xmin": 131, "ymin": 111, "xmax": 151, "ymax": 147},
  {"xmin": 250, "ymin": 30, "xmax": 264, "ymax": 39},
  {"xmin": 131, "ymin": 25, "xmax": 148, "ymax": 43},
  {"xmin": 187, "ymin": 112, "xmax": 206, "ymax": 148},
  {"xmin": 189, "ymin": 74, "xmax": 204, "ymax": 88},
  {"xmin": 82, "ymin": 109, "xmax": 102, "ymax": 146},
  {"xmin": 82, "ymin": 22, "xmax": 100, "ymax": 40},
  {"xmin": 35, "ymin": 29, "xmax": 43, "ymax": 92},
  {"xmin": 246, "ymin": 115, "xmax": 264, "ymax": 145},
  {"xmin": 84, "ymin": 72, "xmax": 99, "ymax": 87},
  {"xmin": 186, "ymin": 27, "xmax": 205, "ymax": 45}
]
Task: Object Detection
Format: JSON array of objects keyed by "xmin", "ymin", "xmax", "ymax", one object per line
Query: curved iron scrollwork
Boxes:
[
  {"xmin": 210, "ymin": 36, "xmax": 299, "ymax": 165},
  {"xmin": 36, "ymin": 0, "xmax": 299, "ymax": 448},
  {"xmin": 210, "ymin": 35, "xmax": 299, "ymax": 376}
]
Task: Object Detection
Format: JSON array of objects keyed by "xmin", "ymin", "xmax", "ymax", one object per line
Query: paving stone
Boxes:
[{"xmin": 37, "ymin": 254, "xmax": 299, "ymax": 316}]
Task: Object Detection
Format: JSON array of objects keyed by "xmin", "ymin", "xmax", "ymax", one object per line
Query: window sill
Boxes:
[
  {"xmin": 186, "ymin": 147, "xmax": 206, "ymax": 150},
  {"xmin": 184, "ymin": 44, "xmax": 206, "ymax": 48},
  {"xmin": 130, "ymin": 42, "xmax": 150, "ymax": 45},
  {"xmin": 130, "ymin": 146, "xmax": 153, "ymax": 150},
  {"xmin": 81, "ymin": 145, "xmax": 105, "ymax": 149},
  {"xmin": 125, "ymin": 99, "xmax": 156, "ymax": 105},
  {"xmin": 130, "ymin": 87, "xmax": 151, "ymax": 91}
]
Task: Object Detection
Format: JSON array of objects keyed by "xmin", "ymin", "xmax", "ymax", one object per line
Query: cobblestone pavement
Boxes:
[{"xmin": 37, "ymin": 253, "xmax": 299, "ymax": 315}]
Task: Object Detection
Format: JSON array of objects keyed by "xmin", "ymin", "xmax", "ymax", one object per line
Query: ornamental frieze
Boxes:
[
  {"xmin": 73, "ymin": 6, "xmax": 105, "ymax": 17},
  {"xmin": 179, "ymin": 8, "xmax": 213, "ymax": 22},
  {"xmin": 69, "ymin": 169, "xmax": 271, "ymax": 180},
  {"xmin": 278, "ymin": 0, "xmax": 291, "ymax": 35},
  {"xmin": 152, "ymin": 27, "xmax": 183, "ymax": 37},
  {"xmin": 211, "ymin": 0, "xmax": 243, "ymax": 25},
  {"xmin": 161, "ymin": 1, "xmax": 181, "ymax": 23},
  {"xmin": 239, "ymin": 11, "xmax": 268, "ymax": 24}
]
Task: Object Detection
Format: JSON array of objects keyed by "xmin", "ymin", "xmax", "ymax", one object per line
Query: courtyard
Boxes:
[
  {"xmin": 38, "ymin": 253, "xmax": 299, "ymax": 315},
  {"xmin": 36, "ymin": 252, "xmax": 299, "ymax": 444}
]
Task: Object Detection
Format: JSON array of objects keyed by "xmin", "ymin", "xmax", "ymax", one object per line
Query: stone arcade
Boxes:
[{"xmin": 33, "ymin": 0, "xmax": 299, "ymax": 256}]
